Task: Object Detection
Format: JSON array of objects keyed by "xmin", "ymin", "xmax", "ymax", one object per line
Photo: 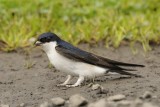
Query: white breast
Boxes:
[{"xmin": 42, "ymin": 42, "xmax": 107, "ymax": 77}]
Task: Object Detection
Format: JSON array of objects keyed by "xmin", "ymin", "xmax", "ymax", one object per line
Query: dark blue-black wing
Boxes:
[{"xmin": 55, "ymin": 41, "xmax": 144, "ymax": 72}]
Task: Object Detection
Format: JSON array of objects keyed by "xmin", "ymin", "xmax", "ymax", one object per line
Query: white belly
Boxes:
[
  {"xmin": 48, "ymin": 53, "xmax": 107, "ymax": 77},
  {"xmin": 43, "ymin": 42, "xmax": 107, "ymax": 77}
]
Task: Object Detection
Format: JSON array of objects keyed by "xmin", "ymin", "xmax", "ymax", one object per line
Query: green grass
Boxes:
[{"xmin": 0, "ymin": 0, "xmax": 160, "ymax": 52}]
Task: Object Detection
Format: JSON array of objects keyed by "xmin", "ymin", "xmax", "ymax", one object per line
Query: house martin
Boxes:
[{"xmin": 35, "ymin": 32, "xmax": 144, "ymax": 87}]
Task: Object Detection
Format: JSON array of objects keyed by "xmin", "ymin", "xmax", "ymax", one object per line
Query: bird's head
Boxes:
[
  {"xmin": 35, "ymin": 32, "xmax": 61, "ymax": 52},
  {"xmin": 35, "ymin": 32, "xmax": 61, "ymax": 46}
]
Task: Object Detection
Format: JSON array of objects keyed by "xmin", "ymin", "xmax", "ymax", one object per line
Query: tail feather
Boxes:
[
  {"xmin": 102, "ymin": 57, "xmax": 145, "ymax": 67},
  {"xmin": 110, "ymin": 70, "xmax": 142, "ymax": 77},
  {"xmin": 114, "ymin": 63, "xmax": 144, "ymax": 67},
  {"xmin": 110, "ymin": 65, "xmax": 137, "ymax": 71},
  {"xmin": 120, "ymin": 68, "xmax": 137, "ymax": 71}
]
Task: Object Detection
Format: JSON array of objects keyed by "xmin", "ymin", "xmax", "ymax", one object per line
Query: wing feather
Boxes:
[{"xmin": 55, "ymin": 44, "xmax": 141, "ymax": 71}]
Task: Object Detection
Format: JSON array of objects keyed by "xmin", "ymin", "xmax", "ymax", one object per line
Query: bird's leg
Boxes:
[
  {"xmin": 62, "ymin": 75, "xmax": 72, "ymax": 85},
  {"xmin": 57, "ymin": 75, "xmax": 72, "ymax": 86},
  {"xmin": 66, "ymin": 75, "xmax": 84, "ymax": 87}
]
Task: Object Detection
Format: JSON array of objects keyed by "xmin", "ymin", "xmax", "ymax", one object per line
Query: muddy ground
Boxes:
[{"xmin": 0, "ymin": 44, "xmax": 160, "ymax": 107}]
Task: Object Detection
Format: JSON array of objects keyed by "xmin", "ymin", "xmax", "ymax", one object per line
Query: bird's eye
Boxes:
[
  {"xmin": 46, "ymin": 37, "xmax": 51, "ymax": 42},
  {"xmin": 40, "ymin": 38, "xmax": 46, "ymax": 42},
  {"xmin": 40, "ymin": 37, "xmax": 51, "ymax": 43}
]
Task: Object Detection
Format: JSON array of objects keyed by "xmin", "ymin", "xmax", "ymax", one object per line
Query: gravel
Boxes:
[
  {"xmin": 142, "ymin": 102, "xmax": 159, "ymax": 107},
  {"xmin": 2, "ymin": 92, "xmax": 159, "ymax": 107},
  {"xmin": 88, "ymin": 99, "xmax": 107, "ymax": 107},
  {"xmin": 0, "ymin": 104, "xmax": 10, "ymax": 107},
  {"xmin": 141, "ymin": 91, "xmax": 152, "ymax": 99},
  {"xmin": 19, "ymin": 103, "xmax": 26, "ymax": 107},
  {"xmin": 39, "ymin": 102, "xmax": 53, "ymax": 107},
  {"xmin": 91, "ymin": 84, "xmax": 101, "ymax": 90},
  {"xmin": 107, "ymin": 94, "xmax": 126, "ymax": 101},
  {"xmin": 39, "ymin": 93, "xmax": 158, "ymax": 107},
  {"xmin": 69, "ymin": 94, "xmax": 88, "ymax": 107},
  {"xmin": 51, "ymin": 97, "xmax": 65, "ymax": 106}
]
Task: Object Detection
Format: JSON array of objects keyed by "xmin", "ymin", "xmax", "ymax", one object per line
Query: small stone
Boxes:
[
  {"xmin": 51, "ymin": 97, "xmax": 65, "ymax": 106},
  {"xmin": 130, "ymin": 98, "xmax": 143, "ymax": 107},
  {"xmin": 142, "ymin": 102, "xmax": 158, "ymax": 107},
  {"xmin": 88, "ymin": 83, "xmax": 93, "ymax": 87},
  {"xmin": 134, "ymin": 98, "xmax": 143, "ymax": 104},
  {"xmin": 40, "ymin": 102, "xmax": 53, "ymax": 107},
  {"xmin": 106, "ymin": 101, "xmax": 117, "ymax": 107},
  {"xmin": 0, "ymin": 104, "xmax": 10, "ymax": 107},
  {"xmin": 19, "ymin": 103, "xmax": 26, "ymax": 107},
  {"xmin": 107, "ymin": 94, "xmax": 126, "ymax": 101},
  {"xmin": 88, "ymin": 99, "xmax": 106, "ymax": 107},
  {"xmin": 96, "ymin": 88, "xmax": 108, "ymax": 95},
  {"xmin": 141, "ymin": 91, "xmax": 152, "ymax": 99},
  {"xmin": 117, "ymin": 100, "xmax": 133, "ymax": 106},
  {"xmin": 152, "ymin": 96, "xmax": 157, "ymax": 99},
  {"xmin": 69, "ymin": 94, "xmax": 88, "ymax": 107},
  {"xmin": 91, "ymin": 84, "xmax": 101, "ymax": 90}
]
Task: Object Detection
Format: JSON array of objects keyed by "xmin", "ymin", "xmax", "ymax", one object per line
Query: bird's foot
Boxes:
[
  {"xmin": 65, "ymin": 84, "xmax": 80, "ymax": 88},
  {"xmin": 65, "ymin": 76, "xmax": 84, "ymax": 87},
  {"xmin": 57, "ymin": 75, "xmax": 73, "ymax": 87},
  {"xmin": 56, "ymin": 83, "xmax": 67, "ymax": 87},
  {"xmin": 57, "ymin": 83, "xmax": 80, "ymax": 87},
  {"xmin": 57, "ymin": 75, "xmax": 84, "ymax": 88}
]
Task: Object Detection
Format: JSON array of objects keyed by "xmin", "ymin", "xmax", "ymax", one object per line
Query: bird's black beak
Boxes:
[{"xmin": 34, "ymin": 41, "xmax": 42, "ymax": 46}]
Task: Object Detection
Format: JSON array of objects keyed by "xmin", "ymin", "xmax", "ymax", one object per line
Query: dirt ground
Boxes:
[{"xmin": 0, "ymin": 44, "xmax": 160, "ymax": 107}]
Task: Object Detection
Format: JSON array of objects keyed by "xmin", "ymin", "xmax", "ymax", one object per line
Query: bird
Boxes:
[{"xmin": 35, "ymin": 32, "xmax": 145, "ymax": 87}]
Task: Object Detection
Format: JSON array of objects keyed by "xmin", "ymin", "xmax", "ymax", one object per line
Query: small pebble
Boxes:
[
  {"xmin": 0, "ymin": 104, "xmax": 10, "ymax": 107},
  {"xmin": 88, "ymin": 83, "xmax": 93, "ymax": 87},
  {"xmin": 142, "ymin": 102, "xmax": 158, "ymax": 107},
  {"xmin": 107, "ymin": 94, "xmax": 126, "ymax": 101},
  {"xmin": 134, "ymin": 98, "xmax": 143, "ymax": 104},
  {"xmin": 117, "ymin": 100, "xmax": 133, "ymax": 106},
  {"xmin": 96, "ymin": 88, "xmax": 108, "ymax": 95},
  {"xmin": 51, "ymin": 97, "xmax": 65, "ymax": 106},
  {"xmin": 91, "ymin": 84, "xmax": 108, "ymax": 95},
  {"xmin": 69, "ymin": 94, "xmax": 88, "ymax": 107},
  {"xmin": 141, "ymin": 91, "xmax": 152, "ymax": 99},
  {"xmin": 19, "ymin": 103, "xmax": 26, "ymax": 107},
  {"xmin": 40, "ymin": 102, "xmax": 52, "ymax": 107},
  {"xmin": 152, "ymin": 96, "xmax": 157, "ymax": 99},
  {"xmin": 106, "ymin": 101, "xmax": 118, "ymax": 107},
  {"xmin": 91, "ymin": 84, "xmax": 101, "ymax": 90},
  {"xmin": 130, "ymin": 98, "xmax": 143, "ymax": 107},
  {"xmin": 88, "ymin": 99, "xmax": 106, "ymax": 107}
]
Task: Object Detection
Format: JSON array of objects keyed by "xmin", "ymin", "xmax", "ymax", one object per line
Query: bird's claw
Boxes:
[
  {"xmin": 56, "ymin": 84, "xmax": 80, "ymax": 87},
  {"xmin": 66, "ymin": 84, "xmax": 80, "ymax": 87},
  {"xmin": 56, "ymin": 83, "xmax": 66, "ymax": 87}
]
